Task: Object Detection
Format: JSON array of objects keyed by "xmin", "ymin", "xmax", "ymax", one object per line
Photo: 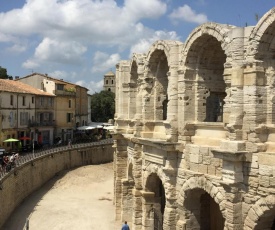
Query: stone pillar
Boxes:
[
  {"xmin": 141, "ymin": 191, "xmax": 155, "ymax": 230},
  {"xmin": 212, "ymin": 140, "xmax": 252, "ymax": 229},
  {"xmin": 132, "ymin": 143, "xmax": 143, "ymax": 230},
  {"xmin": 121, "ymin": 179, "xmax": 135, "ymax": 223},
  {"xmin": 113, "ymin": 134, "xmax": 128, "ymax": 220},
  {"xmin": 162, "ymin": 150, "xmax": 178, "ymax": 230},
  {"xmin": 164, "ymin": 63, "xmax": 178, "ymax": 142},
  {"xmin": 243, "ymin": 61, "xmax": 266, "ymax": 136},
  {"xmin": 132, "ymin": 188, "xmax": 143, "ymax": 230}
]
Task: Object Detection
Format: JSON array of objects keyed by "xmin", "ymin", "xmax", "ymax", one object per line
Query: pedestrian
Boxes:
[
  {"xmin": 121, "ymin": 221, "xmax": 130, "ymax": 230},
  {"xmin": 68, "ymin": 139, "xmax": 72, "ymax": 148}
]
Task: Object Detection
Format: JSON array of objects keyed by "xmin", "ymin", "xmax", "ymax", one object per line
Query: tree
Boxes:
[
  {"xmin": 90, "ymin": 90, "xmax": 115, "ymax": 122},
  {"xmin": 0, "ymin": 66, "xmax": 8, "ymax": 79}
]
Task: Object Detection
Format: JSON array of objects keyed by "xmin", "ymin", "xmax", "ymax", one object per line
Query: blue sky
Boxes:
[{"xmin": 0, "ymin": 0, "xmax": 274, "ymax": 93}]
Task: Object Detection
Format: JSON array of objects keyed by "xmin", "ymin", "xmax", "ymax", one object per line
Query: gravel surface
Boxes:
[{"xmin": 2, "ymin": 162, "xmax": 122, "ymax": 230}]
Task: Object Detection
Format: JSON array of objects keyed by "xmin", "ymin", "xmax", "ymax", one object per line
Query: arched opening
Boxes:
[
  {"xmin": 147, "ymin": 50, "xmax": 169, "ymax": 121},
  {"xmin": 184, "ymin": 34, "xmax": 226, "ymax": 122},
  {"xmin": 108, "ymin": 88, "xmax": 111, "ymax": 91},
  {"xmin": 253, "ymin": 20, "xmax": 275, "ymax": 124},
  {"xmin": 184, "ymin": 188, "xmax": 224, "ymax": 230},
  {"xmin": 106, "ymin": 79, "xmax": 108, "ymax": 84},
  {"xmin": 145, "ymin": 173, "xmax": 166, "ymax": 229},
  {"xmin": 255, "ymin": 208, "xmax": 275, "ymax": 230}
]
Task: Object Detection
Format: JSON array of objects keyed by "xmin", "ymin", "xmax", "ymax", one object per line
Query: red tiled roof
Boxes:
[{"xmin": 0, "ymin": 79, "xmax": 55, "ymax": 96}]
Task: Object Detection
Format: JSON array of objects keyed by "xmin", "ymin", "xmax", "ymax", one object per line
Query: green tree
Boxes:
[
  {"xmin": 0, "ymin": 66, "xmax": 8, "ymax": 79},
  {"xmin": 90, "ymin": 90, "xmax": 115, "ymax": 122}
]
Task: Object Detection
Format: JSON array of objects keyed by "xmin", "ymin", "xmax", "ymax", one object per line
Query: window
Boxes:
[
  {"xmin": 56, "ymin": 84, "xmax": 64, "ymax": 90},
  {"xmin": 40, "ymin": 97, "xmax": 44, "ymax": 106},
  {"xmin": 67, "ymin": 113, "xmax": 73, "ymax": 123},
  {"xmin": 20, "ymin": 112, "xmax": 29, "ymax": 125},
  {"xmin": 49, "ymin": 97, "xmax": 53, "ymax": 107},
  {"xmin": 108, "ymin": 88, "xmax": 111, "ymax": 91},
  {"xmin": 106, "ymin": 80, "xmax": 108, "ymax": 84},
  {"xmin": 22, "ymin": 96, "xmax": 26, "ymax": 106},
  {"xmin": 32, "ymin": 96, "xmax": 34, "ymax": 104},
  {"xmin": 10, "ymin": 95, "xmax": 13, "ymax": 106},
  {"xmin": 112, "ymin": 80, "xmax": 114, "ymax": 84},
  {"xmin": 69, "ymin": 99, "xmax": 72, "ymax": 108}
]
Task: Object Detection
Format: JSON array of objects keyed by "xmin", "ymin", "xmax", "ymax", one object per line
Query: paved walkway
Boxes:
[{"xmin": 2, "ymin": 163, "xmax": 122, "ymax": 230}]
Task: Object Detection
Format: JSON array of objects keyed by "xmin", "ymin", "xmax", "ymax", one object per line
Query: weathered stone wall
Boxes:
[
  {"xmin": 0, "ymin": 143, "xmax": 113, "ymax": 228},
  {"xmin": 114, "ymin": 7, "xmax": 275, "ymax": 230}
]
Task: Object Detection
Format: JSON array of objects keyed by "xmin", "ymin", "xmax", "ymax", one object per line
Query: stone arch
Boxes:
[
  {"xmin": 179, "ymin": 23, "xmax": 233, "ymax": 123},
  {"xmin": 248, "ymin": 7, "xmax": 275, "ymax": 59},
  {"xmin": 144, "ymin": 40, "xmax": 172, "ymax": 121},
  {"xmin": 128, "ymin": 58, "xmax": 138, "ymax": 119},
  {"xmin": 143, "ymin": 163, "xmax": 176, "ymax": 229},
  {"xmin": 246, "ymin": 8, "xmax": 275, "ymax": 125},
  {"xmin": 178, "ymin": 176, "xmax": 227, "ymax": 229},
  {"xmin": 244, "ymin": 195, "xmax": 275, "ymax": 230}
]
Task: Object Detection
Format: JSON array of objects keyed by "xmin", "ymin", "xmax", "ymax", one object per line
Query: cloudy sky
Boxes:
[{"xmin": 0, "ymin": 0, "xmax": 274, "ymax": 93}]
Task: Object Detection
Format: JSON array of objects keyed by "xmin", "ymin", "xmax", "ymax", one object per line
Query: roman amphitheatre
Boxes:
[{"xmin": 2, "ymin": 7, "xmax": 275, "ymax": 230}]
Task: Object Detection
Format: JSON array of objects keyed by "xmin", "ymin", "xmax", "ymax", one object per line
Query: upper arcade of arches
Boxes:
[
  {"xmin": 248, "ymin": 7, "xmax": 275, "ymax": 60},
  {"xmin": 180, "ymin": 22, "xmax": 235, "ymax": 67}
]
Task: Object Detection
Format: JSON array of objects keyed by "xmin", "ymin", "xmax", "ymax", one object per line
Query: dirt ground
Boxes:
[{"xmin": 2, "ymin": 163, "xmax": 123, "ymax": 230}]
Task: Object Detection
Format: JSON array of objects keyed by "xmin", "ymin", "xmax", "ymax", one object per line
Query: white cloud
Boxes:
[
  {"xmin": 6, "ymin": 44, "xmax": 27, "ymax": 53},
  {"xmin": 48, "ymin": 70, "xmax": 68, "ymax": 80},
  {"xmin": 34, "ymin": 38, "xmax": 87, "ymax": 64},
  {"xmin": 92, "ymin": 52, "xmax": 120, "ymax": 73},
  {"xmin": 0, "ymin": 0, "xmax": 167, "ymax": 46},
  {"xmin": 130, "ymin": 30, "xmax": 180, "ymax": 55},
  {"xmin": 22, "ymin": 59, "xmax": 39, "ymax": 69},
  {"xmin": 76, "ymin": 79, "xmax": 103, "ymax": 94},
  {"xmin": 169, "ymin": 4, "xmax": 208, "ymax": 24}
]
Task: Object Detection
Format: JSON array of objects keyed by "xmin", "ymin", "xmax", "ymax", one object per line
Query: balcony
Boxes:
[
  {"xmin": 54, "ymin": 90, "xmax": 76, "ymax": 96},
  {"xmin": 29, "ymin": 120, "xmax": 56, "ymax": 127}
]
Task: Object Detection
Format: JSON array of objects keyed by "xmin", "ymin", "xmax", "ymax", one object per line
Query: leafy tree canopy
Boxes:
[
  {"xmin": 90, "ymin": 90, "xmax": 115, "ymax": 122},
  {"xmin": 0, "ymin": 66, "xmax": 8, "ymax": 79}
]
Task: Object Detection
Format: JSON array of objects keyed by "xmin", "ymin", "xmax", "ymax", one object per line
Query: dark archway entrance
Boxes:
[
  {"xmin": 146, "ymin": 173, "xmax": 166, "ymax": 230},
  {"xmin": 184, "ymin": 188, "xmax": 224, "ymax": 230}
]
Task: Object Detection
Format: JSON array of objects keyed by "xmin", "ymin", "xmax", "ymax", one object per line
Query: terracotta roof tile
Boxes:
[{"xmin": 0, "ymin": 79, "xmax": 55, "ymax": 96}]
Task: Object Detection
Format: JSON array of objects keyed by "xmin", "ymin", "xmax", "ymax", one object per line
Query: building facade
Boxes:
[
  {"xmin": 113, "ymin": 8, "xmax": 275, "ymax": 230},
  {"xmin": 0, "ymin": 80, "xmax": 55, "ymax": 150},
  {"xmin": 17, "ymin": 73, "xmax": 88, "ymax": 143}
]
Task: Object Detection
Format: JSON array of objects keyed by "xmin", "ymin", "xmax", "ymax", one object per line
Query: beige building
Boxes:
[
  {"xmin": 103, "ymin": 71, "xmax": 116, "ymax": 93},
  {"xmin": 17, "ymin": 73, "xmax": 88, "ymax": 143},
  {"xmin": 0, "ymin": 79, "xmax": 55, "ymax": 150},
  {"xmin": 113, "ymin": 7, "xmax": 275, "ymax": 230}
]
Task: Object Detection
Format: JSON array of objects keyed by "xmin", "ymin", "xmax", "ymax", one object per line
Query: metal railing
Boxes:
[{"xmin": 0, "ymin": 138, "xmax": 113, "ymax": 180}]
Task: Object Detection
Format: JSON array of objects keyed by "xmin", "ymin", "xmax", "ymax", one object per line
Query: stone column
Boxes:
[
  {"xmin": 162, "ymin": 150, "xmax": 178, "ymax": 230},
  {"xmin": 243, "ymin": 60, "xmax": 266, "ymax": 151},
  {"xmin": 212, "ymin": 140, "xmax": 252, "ymax": 229},
  {"xmin": 141, "ymin": 191, "xmax": 155, "ymax": 230},
  {"xmin": 113, "ymin": 133, "xmax": 128, "ymax": 220},
  {"xmin": 132, "ymin": 188, "xmax": 143, "ymax": 230},
  {"xmin": 132, "ymin": 143, "xmax": 143, "ymax": 230}
]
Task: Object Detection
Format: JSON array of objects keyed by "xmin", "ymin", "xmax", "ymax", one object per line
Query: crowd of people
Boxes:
[{"xmin": 0, "ymin": 153, "xmax": 20, "ymax": 173}]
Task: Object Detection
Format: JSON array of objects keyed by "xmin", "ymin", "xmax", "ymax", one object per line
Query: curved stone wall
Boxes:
[{"xmin": 0, "ymin": 141, "xmax": 114, "ymax": 228}]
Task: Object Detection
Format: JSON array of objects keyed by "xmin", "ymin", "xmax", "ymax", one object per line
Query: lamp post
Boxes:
[{"xmin": 32, "ymin": 140, "xmax": 34, "ymax": 158}]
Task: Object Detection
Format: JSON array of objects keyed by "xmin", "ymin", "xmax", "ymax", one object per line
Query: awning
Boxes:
[
  {"xmin": 77, "ymin": 126, "xmax": 96, "ymax": 130},
  {"xmin": 103, "ymin": 126, "xmax": 115, "ymax": 130}
]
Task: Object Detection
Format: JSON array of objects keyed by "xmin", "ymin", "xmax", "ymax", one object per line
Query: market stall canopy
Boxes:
[
  {"xmin": 3, "ymin": 138, "xmax": 20, "ymax": 142},
  {"xmin": 103, "ymin": 126, "xmax": 115, "ymax": 130},
  {"xmin": 19, "ymin": 136, "xmax": 31, "ymax": 140},
  {"xmin": 77, "ymin": 126, "xmax": 96, "ymax": 130}
]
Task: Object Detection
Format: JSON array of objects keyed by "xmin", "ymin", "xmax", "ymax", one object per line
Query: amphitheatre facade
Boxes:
[{"xmin": 113, "ymin": 7, "xmax": 275, "ymax": 230}]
